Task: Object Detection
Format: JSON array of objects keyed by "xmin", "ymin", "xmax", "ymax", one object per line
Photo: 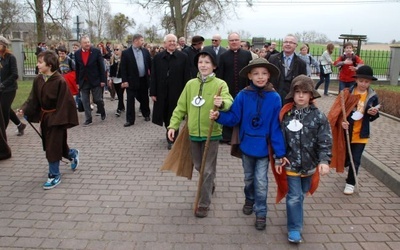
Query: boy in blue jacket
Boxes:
[{"xmin": 210, "ymin": 58, "xmax": 286, "ymax": 230}]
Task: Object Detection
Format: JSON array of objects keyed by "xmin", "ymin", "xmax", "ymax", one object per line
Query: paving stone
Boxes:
[{"xmin": 1, "ymin": 95, "xmax": 399, "ymax": 249}]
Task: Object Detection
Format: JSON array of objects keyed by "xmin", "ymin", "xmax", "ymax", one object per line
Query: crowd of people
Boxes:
[{"xmin": 0, "ymin": 32, "xmax": 379, "ymax": 244}]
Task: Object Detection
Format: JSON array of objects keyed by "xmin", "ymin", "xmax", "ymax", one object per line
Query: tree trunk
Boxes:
[{"xmin": 34, "ymin": 0, "xmax": 45, "ymax": 42}]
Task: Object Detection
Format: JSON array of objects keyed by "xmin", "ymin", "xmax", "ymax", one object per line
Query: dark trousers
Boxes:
[
  {"xmin": 114, "ymin": 83, "xmax": 125, "ymax": 111},
  {"xmin": 80, "ymin": 83, "xmax": 105, "ymax": 122},
  {"xmin": 222, "ymin": 126, "xmax": 233, "ymax": 142},
  {"xmin": 135, "ymin": 77, "xmax": 150, "ymax": 117},
  {"xmin": 345, "ymin": 143, "xmax": 366, "ymax": 185},
  {"xmin": 126, "ymin": 88, "xmax": 137, "ymax": 124},
  {"xmin": 9, "ymin": 109, "xmax": 21, "ymax": 126},
  {"xmin": 0, "ymin": 90, "xmax": 16, "ymax": 129}
]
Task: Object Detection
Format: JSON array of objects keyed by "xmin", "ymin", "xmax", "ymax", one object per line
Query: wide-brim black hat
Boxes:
[
  {"xmin": 352, "ymin": 65, "xmax": 377, "ymax": 81},
  {"xmin": 194, "ymin": 50, "xmax": 218, "ymax": 68},
  {"xmin": 285, "ymin": 75, "xmax": 321, "ymax": 100},
  {"xmin": 239, "ymin": 58, "xmax": 280, "ymax": 79}
]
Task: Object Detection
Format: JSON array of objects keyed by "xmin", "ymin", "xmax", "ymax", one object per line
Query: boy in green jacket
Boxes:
[{"xmin": 167, "ymin": 51, "xmax": 233, "ymax": 218}]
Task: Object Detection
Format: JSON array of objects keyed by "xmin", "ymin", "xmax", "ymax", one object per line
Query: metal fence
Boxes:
[
  {"xmin": 22, "ymin": 44, "xmax": 392, "ymax": 80},
  {"xmin": 23, "ymin": 47, "xmax": 38, "ymax": 75}
]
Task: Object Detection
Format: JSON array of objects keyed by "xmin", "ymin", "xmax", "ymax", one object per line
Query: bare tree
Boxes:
[
  {"xmin": 26, "ymin": 0, "xmax": 46, "ymax": 42},
  {"xmin": 133, "ymin": 0, "xmax": 253, "ymax": 38},
  {"xmin": 79, "ymin": 0, "xmax": 110, "ymax": 41},
  {"xmin": 107, "ymin": 13, "xmax": 135, "ymax": 43},
  {"xmin": 0, "ymin": 0, "xmax": 23, "ymax": 35},
  {"xmin": 144, "ymin": 25, "xmax": 162, "ymax": 43}
]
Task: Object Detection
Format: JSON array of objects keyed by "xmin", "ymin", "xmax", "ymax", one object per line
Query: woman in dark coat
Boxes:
[
  {"xmin": 0, "ymin": 36, "xmax": 27, "ymax": 136},
  {"xmin": 0, "ymin": 100, "xmax": 11, "ymax": 160}
]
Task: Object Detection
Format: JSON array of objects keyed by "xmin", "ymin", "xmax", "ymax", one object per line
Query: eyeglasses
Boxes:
[
  {"xmin": 211, "ymin": 39, "xmax": 219, "ymax": 42},
  {"xmin": 114, "ymin": 49, "xmax": 119, "ymax": 51},
  {"xmin": 283, "ymin": 41, "xmax": 297, "ymax": 45}
]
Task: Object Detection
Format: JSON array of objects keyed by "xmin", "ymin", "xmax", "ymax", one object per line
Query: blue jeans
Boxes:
[
  {"xmin": 48, "ymin": 149, "xmax": 78, "ymax": 177},
  {"xmin": 339, "ymin": 81, "xmax": 356, "ymax": 92},
  {"xmin": 315, "ymin": 71, "xmax": 331, "ymax": 95},
  {"xmin": 286, "ymin": 175, "xmax": 312, "ymax": 232},
  {"xmin": 242, "ymin": 154, "xmax": 269, "ymax": 217}
]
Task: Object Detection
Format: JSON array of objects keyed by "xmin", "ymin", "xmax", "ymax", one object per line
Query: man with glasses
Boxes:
[
  {"xmin": 216, "ymin": 32, "xmax": 252, "ymax": 143},
  {"xmin": 269, "ymin": 34, "xmax": 307, "ymax": 103},
  {"xmin": 202, "ymin": 34, "xmax": 227, "ymax": 65}
]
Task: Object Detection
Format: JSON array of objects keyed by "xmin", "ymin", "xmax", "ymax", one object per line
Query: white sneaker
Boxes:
[{"xmin": 343, "ymin": 184, "xmax": 355, "ymax": 195}]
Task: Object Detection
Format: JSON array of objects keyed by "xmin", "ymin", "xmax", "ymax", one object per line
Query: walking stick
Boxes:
[
  {"xmin": 193, "ymin": 86, "xmax": 223, "ymax": 214},
  {"xmin": 340, "ymin": 91, "xmax": 359, "ymax": 192}
]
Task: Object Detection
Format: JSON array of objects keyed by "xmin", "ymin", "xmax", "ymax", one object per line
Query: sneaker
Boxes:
[
  {"xmin": 195, "ymin": 207, "xmax": 209, "ymax": 218},
  {"xmin": 83, "ymin": 120, "xmax": 92, "ymax": 127},
  {"xmin": 115, "ymin": 109, "xmax": 121, "ymax": 117},
  {"xmin": 343, "ymin": 184, "xmax": 355, "ymax": 195},
  {"xmin": 101, "ymin": 113, "xmax": 107, "ymax": 121},
  {"xmin": 255, "ymin": 217, "xmax": 266, "ymax": 230},
  {"xmin": 17, "ymin": 123, "xmax": 26, "ymax": 136},
  {"xmin": 242, "ymin": 200, "xmax": 254, "ymax": 215},
  {"xmin": 288, "ymin": 231, "xmax": 302, "ymax": 243},
  {"xmin": 43, "ymin": 175, "xmax": 61, "ymax": 190},
  {"xmin": 70, "ymin": 149, "xmax": 79, "ymax": 170}
]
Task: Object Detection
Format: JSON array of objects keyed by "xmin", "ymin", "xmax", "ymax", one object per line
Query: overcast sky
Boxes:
[{"xmin": 110, "ymin": 0, "xmax": 400, "ymax": 43}]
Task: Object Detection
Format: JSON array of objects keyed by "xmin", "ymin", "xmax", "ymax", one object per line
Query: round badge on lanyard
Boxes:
[
  {"xmin": 191, "ymin": 96, "xmax": 205, "ymax": 107},
  {"xmin": 287, "ymin": 119, "xmax": 303, "ymax": 132},
  {"xmin": 351, "ymin": 111, "xmax": 363, "ymax": 121}
]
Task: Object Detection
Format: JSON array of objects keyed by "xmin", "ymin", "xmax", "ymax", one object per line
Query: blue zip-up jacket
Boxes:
[{"xmin": 216, "ymin": 82, "xmax": 286, "ymax": 158}]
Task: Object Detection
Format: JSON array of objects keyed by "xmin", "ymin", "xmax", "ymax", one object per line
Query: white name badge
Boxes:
[{"xmin": 287, "ymin": 119, "xmax": 303, "ymax": 132}]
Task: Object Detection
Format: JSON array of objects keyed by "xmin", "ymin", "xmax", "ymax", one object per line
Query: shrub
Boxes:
[{"xmin": 374, "ymin": 89, "xmax": 400, "ymax": 118}]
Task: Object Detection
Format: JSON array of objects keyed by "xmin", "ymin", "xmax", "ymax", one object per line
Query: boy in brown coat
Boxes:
[{"xmin": 20, "ymin": 51, "xmax": 80, "ymax": 189}]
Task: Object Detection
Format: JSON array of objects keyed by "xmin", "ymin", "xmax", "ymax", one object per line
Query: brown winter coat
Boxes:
[{"xmin": 22, "ymin": 72, "xmax": 79, "ymax": 162}]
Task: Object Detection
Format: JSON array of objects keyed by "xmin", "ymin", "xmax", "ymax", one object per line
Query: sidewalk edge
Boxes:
[{"xmin": 362, "ymin": 151, "xmax": 400, "ymax": 197}]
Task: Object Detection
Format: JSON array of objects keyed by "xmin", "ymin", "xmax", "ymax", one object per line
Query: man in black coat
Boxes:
[
  {"xmin": 268, "ymin": 34, "xmax": 307, "ymax": 103},
  {"xmin": 216, "ymin": 32, "xmax": 252, "ymax": 143},
  {"xmin": 201, "ymin": 34, "xmax": 227, "ymax": 67},
  {"xmin": 120, "ymin": 34, "xmax": 152, "ymax": 127},
  {"xmin": 75, "ymin": 35, "xmax": 107, "ymax": 126},
  {"xmin": 182, "ymin": 35, "xmax": 204, "ymax": 78},
  {"xmin": 150, "ymin": 34, "xmax": 191, "ymax": 149}
]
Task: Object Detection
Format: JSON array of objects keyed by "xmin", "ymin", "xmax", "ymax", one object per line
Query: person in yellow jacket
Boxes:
[{"xmin": 167, "ymin": 51, "xmax": 233, "ymax": 218}]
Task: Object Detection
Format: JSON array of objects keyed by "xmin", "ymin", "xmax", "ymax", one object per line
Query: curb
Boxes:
[{"xmin": 362, "ymin": 151, "xmax": 400, "ymax": 196}]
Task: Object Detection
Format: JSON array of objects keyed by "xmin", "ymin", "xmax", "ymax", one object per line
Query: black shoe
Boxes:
[
  {"xmin": 101, "ymin": 113, "xmax": 106, "ymax": 121},
  {"xmin": 124, "ymin": 122, "xmax": 134, "ymax": 127},
  {"xmin": 242, "ymin": 200, "xmax": 254, "ymax": 215},
  {"xmin": 17, "ymin": 123, "xmax": 26, "ymax": 136},
  {"xmin": 115, "ymin": 109, "xmax": 121, "ymax": 117},
  {"xmin": 144, "ymin": 116, "xmax": 150, "ymax": 122},
  {"xmin": 83, "ymin": 120, "xmax": 92, "ymax": 127},
  {"xmin": 195, "ymin": 207, "xmax": 209, "ymax": 218},
  {"xmin": 255, "ymin": 217, "xmax": 266, "ymax": 230},
  {"xmin": 167, "ymin": 142, "xmax": 173, "ymax": 150}
]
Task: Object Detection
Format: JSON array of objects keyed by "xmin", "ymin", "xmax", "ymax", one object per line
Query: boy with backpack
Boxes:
[{"xmin": 334, "ymin": 42, "xmax": 364, "ymax": 92}]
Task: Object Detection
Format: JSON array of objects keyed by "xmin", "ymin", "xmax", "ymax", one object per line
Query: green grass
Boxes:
[{"xmin": 12, "ymin": 80, "xmax": 33, "ymax": 110}]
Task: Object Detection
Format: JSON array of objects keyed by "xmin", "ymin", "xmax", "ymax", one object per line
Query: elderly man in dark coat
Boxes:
[
  {"xmin": 182, "ymin": 35, "xmax": 204, "ymax": 78},
  {"xmin": 150, "ymin": 34, "xmax": 191, "ymax": 149},
  {"xmin": 216, "ymin": 32, "xmax": 252, "ymax": 143},
  {"xmin": 268, "ymin": 34, "xmax": 307, "ymax": 103}
]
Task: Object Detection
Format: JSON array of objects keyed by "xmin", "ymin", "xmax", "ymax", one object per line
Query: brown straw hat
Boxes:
[
  {"xmin": 239, "ymin": 58, "xmax": 280, "ymax": 78},
  {"xmin": 285, "ymin": 75, "xmax": 321, "ymax": 100}
]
